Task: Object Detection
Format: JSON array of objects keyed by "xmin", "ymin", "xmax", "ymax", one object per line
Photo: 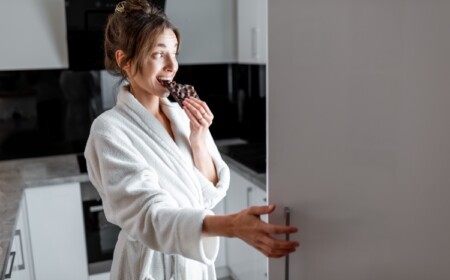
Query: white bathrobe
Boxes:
[{"xmin": 84, "ymin": 87, "xmax": 230, "ymax": 280}]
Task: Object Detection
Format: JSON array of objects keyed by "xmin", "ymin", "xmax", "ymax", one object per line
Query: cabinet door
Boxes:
[
  {"xmin": 225, "ymin": 169, "xmax": 268, "ymax": 280},
  {"xmin": 25, "ymin": 183, "xmax": 89, "ymax": 280},
  {"xmin": 0, "ymin": 0, "xmax": 68, "ymax": 70},
  {"xmin": 225, "ymin": 169, "xmax": 256, "ymax": 280},
  {"xmin": 165, "ymin": 0, "xmax": 235, "ymax": 64},
  {"xmin": 212, "ymin": 199, "xmax": 227, "ymax": 278},
  {"xmin": 251, "ymin": 186, "xmax": 268, "ymax": 280},
  {"xmin": 237, "ymin": 0, "xmax": 268, "ymax": 64},
  {"xmin": 6, "ymin": 197, "xmax": 35, "ymax": 280},
  {"xmin": 88, "ymin": 272, "xmax": 110, "ymax": 280}
]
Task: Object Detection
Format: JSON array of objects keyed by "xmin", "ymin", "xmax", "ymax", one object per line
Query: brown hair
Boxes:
[{"xmin": 104, "ymin": 0, "xmax": 180, "ymax": 79}]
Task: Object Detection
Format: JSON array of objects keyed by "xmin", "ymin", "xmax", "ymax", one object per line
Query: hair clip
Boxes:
[{"xmin": 115, "ymin": 1, "xmax": 125, "ymax": 13}]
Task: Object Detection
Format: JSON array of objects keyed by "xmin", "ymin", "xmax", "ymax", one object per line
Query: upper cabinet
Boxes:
[
  {"xmin": 165, "ymin": 0, "xmax": 267, "ymax": 65},
  {"xmin": 237, "ymin": 0, "xmax": 267, "ymax": 64},
  {"xmin": 165, "ymin": 0, "xmax": 237, "ymax": 65},
  {"xmin": 0, "ymin": 0, "xmax": 68, "ymax": 70}
]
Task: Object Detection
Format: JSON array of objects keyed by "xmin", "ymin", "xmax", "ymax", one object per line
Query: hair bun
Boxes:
[{"xmin": 115, "ymin": 0, "xmax": 152, "ymax": 15}]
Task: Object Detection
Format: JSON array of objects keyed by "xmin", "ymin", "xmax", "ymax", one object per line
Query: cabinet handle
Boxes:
[
  {"xmin": 284, "ymin": 207, "xmax": 291, "ymax": 280},
  {"xmin": 4, "ymin": 251, "xmax": 16, "ymax": 279},
  {"xmin": 89, "ymin": 205, "xmax": 104, "ymax": 213},
  {"xmin": 251, "ymin": 27, "xmax": 259, "ymax": 59},
  {"xmin": 246, "ymin": 187, "xmax": 253, "ymax": 207},
  {"xmin": 15, "ymin": 229, "xmax": 25, "ymax": 270}
]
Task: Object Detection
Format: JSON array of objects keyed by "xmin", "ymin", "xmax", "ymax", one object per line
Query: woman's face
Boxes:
[{"xmin": 126, "ymin": 28, "xmax": 179, "ymax": 99}]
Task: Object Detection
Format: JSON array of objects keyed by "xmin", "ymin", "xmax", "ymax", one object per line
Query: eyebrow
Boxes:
[{"xmin": 156, "ymin": 43, "xmax": 178, "ymax": 49}]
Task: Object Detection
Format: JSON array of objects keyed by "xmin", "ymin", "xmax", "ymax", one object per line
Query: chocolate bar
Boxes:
[{"xmin": 162, "ymin": 80, "xmax": 199, "ymax": 108}]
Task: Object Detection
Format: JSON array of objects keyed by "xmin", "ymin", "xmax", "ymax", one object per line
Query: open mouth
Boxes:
[{"xmin": 157, "ymin": 77, "xmax": 173, "ymax": 87}]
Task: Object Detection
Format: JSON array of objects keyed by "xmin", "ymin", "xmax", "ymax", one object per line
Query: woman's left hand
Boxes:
[{"xmin": 182, "ymin": 97, "xmax": 214, "ymax": 145}]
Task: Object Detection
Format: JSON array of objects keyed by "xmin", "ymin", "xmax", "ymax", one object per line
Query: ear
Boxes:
[{"xmin": 115, "ymin": 50, "xmax": 131, "ymax": 75}]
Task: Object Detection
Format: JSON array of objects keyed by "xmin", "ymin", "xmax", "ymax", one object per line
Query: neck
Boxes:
[{"xmin": 128, "ymin": 84, "xmax": 161, "ymax": 116}]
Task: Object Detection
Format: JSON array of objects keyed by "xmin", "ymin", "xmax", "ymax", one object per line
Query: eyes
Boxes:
[{"xmin": 152, "ymin": 51, "xmax": 179, "ymax": 59}]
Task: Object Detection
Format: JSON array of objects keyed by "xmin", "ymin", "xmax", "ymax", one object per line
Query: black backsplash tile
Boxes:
[{"xmin": 0, "ymin": 64, "xmax": 265, "ymax": 160}]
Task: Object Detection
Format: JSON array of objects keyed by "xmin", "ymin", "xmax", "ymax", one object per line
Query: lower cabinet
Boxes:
[
  {"xmin": 88, "ymin": 272, "xmax": 110, "ymax": 280},
  {"xmin": 212, "ymin": 199, "xmax": 230, "ymax": 278},
  {"xmin": 5, "ymin": 197, "xmax": 35, "ymax": 280},
  {"xmin": 6, "ymin": 174, "xmax": 266, "ymax": 280},
  {"xmin": 25, "ymin": 183, "xmax": 89, "ymax": 280},
  {"xmin": 225, "ymin": 169, "xmax": 268, "ymax": 280}
]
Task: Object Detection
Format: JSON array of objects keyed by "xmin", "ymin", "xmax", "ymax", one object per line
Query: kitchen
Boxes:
[
  {"xmin": 1, "ymin": 0, "xmax": 268, "ymax": 279},
  {"xmin": 3, "ymin": 0, "xmax": 450, "ymax": 280}
]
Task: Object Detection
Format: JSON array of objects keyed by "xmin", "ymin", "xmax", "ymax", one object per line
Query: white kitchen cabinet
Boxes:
[
  {"xmin": 25, "ymin": 183, "xmax": 89, "ymax": 280},
  {"xmin": 5, "ymin": 197, "xmax": 35, "ymax": 280},
  {"xmin": 165, "ymin": 0, "xmax": 236, "ymax": 64},
  {"xmin": 251, "ymin": 186, "xmax": 268, "ymax": 280},
  {"xmin": 88, "ymin": 272, "xmax": 109, "ymax": 280},
  {"xmin": 212, "ymin": 198, "xmax": 228, "ymax": 278},
  {"xmin": 237, "ymin": 0, "xmax": 267, "ymax": 64},
  {"xmin": 225, "ymin": 168, "xmax": 267, "ymax": 280},
  {"xmin": 0, "ymin": 0, "xmax": 68, "ymax": 70},
  {"xmin": 165, "ymin": 0, "xmax": 267, "ymax": 65}
]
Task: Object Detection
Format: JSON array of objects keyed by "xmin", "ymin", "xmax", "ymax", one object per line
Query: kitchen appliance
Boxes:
[
  {"xmin": 80, "ymin": 180, "xmax": 120, "ymax": 275},
  {"xmin": 65, "ymin": 0, "xmax": 166, "ymax": 70},
  {"xmin": 269, "ymin": 1, "xmax": 450, "ymax": 279}
]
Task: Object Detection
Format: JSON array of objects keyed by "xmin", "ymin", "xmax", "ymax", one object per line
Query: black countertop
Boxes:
[
  {"xmin": 216, "ymin": 139, "xmax": 266, "ymax": 190},
  {"xmin": 218, "ymin": 142, "xmax": 266, "ymax": 174}
]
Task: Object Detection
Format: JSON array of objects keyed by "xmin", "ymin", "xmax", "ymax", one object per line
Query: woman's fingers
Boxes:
[
  {"xmin": 254, "ymin": 241, "xmax": 296, "ymax": 258},
  {"xmin": 184, "ymin": 106, "xmax": 204, "ymax": 126},
  {"xmin": 189, "ymin": 97, "xmax": 213, "ymax": 116},
  {"xmin": 182, "ymin": 97, "xmax": 213, "ymax": 124},
  {"xmin": 247, "ymin": 204, "xmax": 276, "ymax": 216},
  {"xmin": 247, "ymin": 233, "xmax": 299, "ymax": 258},
  {"xmin": 233, "ymin": 205, "xmax": 300, "ymax": 258},
  {"xmin": 262, "ymin": 223, "xmax": 298, "ymax": 235},
  {"xmin": 258, "ymin": 234, "xmax": 300, "ymax": 251}
]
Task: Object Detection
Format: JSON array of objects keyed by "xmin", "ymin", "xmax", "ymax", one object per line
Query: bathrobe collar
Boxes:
[{"xmin": 116, "ymin": 87, "xmax": 204, "ymax": 206}]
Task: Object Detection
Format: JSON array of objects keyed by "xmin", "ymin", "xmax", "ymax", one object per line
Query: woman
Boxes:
[{"xmin": 84, "ymin": 1, "xmax": 299, "ymax": 279}]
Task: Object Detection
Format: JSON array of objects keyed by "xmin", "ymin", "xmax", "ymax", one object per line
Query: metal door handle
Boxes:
[
  {"xmin": 251, "ymin": 27, "xmax": 260, "ymax": 59},
  {"xmin": 246, "ymin": 187, "xmax": 253, "ymax": 207},
  {"xmin": 284, "ymin": 207, "xmax": 291, "ymax": 280},
  {"xmin": 89, "ymin": 205, "xmax": 104, "ymax": 213},
  {"xmin": 15, "ymin": 229, "xmax": 25, "ymax": 270},
  {"xmin": 4, "ymin": 251, "xmax": 16, "ymax": 279}
]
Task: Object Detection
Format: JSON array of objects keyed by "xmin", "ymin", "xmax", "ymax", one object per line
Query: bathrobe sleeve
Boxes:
[
  {"xmin": 194, "ymin": 130, "xmax": 230, "ymax": 209},
  {"xmin": 85, "ymin": 128, "xmax": 219, "ymax": 265}
]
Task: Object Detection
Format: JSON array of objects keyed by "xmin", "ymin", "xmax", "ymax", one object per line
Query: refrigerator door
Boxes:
[{"xmin": 268, "ymin": 1, "xmax": 450, "ymax": 279}]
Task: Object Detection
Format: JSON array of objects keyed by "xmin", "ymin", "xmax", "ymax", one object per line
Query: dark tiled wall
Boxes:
[
  {"xmin": 176, "ymin": 64, "xmax": 266, "ymax": 143},
  {"xmin": 0, "ymin": 64, "xmax": 265, "ymax": 160}
]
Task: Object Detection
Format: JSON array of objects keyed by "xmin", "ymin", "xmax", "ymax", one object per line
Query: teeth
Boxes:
[
  {"xmin": 158, "ymin": 77, "xmax": 172, "ymax": 81},
  {"xmin": 158, "ymin": 78, "xmax": 172, "ymax": 87}
]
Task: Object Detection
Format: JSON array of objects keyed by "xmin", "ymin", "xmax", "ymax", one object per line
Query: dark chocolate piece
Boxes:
[{"xmin": 162, "ymin": 80, "xmax": 199, "ymax": 108}]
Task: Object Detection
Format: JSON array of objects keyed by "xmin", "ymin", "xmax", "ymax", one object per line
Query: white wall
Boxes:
[{"xmin": 0, "ymin": 0, "xmax": 68, "ymax": 70}]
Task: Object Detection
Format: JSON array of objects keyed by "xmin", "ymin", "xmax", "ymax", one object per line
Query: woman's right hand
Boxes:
[
  {"xmin": 203, "ymin": 204, "xmax": 300, "ymax": 258},
  {"xmin": 229, "ymin": 204, "xmax": 299, "ymax": 258}
]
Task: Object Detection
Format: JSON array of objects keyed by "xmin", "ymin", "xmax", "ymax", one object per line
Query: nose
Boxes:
[{"xmin": 164, "ymin": 55, "xmax": 178, "ymax": 73}]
